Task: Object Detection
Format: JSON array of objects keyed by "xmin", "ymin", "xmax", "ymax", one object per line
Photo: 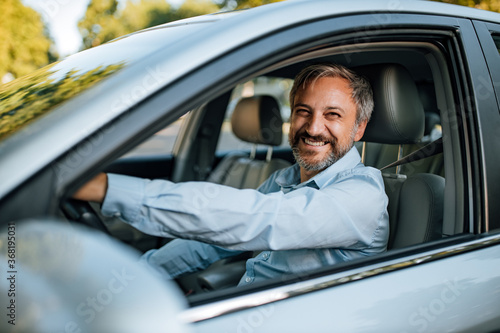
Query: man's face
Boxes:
[{"xmin": 289, "ymin": 76, "xmax": 367, "ymax": 172}]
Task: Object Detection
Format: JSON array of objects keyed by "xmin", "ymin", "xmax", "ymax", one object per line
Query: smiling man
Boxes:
[
  {"xmin": 74, "ymin": 63, "xmax": 389, "ymax": 287},
  {"xmin": 288, "ymin": 65, "xmax": 370, "ymax": 182}
]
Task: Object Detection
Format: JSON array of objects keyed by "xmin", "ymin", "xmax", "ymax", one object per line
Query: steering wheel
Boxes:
[{"xmin": 61, "ymin": 198, "xmax": 110, "ymax": 234}]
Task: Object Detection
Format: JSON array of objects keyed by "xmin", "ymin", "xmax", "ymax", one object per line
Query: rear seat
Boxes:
[{"xmin": 207, "ymin": 95, "xmax": 291, "ymax": 189}]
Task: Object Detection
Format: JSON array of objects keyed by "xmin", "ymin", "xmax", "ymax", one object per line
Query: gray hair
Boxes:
[{"xmin": 289, "ymin": 63, "xmax": 374, "ymax": 125}]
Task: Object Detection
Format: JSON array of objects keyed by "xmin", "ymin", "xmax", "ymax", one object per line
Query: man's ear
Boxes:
[{"xmin": 353, "ymin": 120, "xmax": 368, "ymax": 142}]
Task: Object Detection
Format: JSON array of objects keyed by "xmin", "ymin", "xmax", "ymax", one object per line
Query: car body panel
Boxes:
[{"xmin": 192, "ymin": 238, "xmax": 500, "ymax": 332}]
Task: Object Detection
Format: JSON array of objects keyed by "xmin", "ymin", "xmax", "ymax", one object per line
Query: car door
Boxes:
[
  {"xmin": 27, "ymin": 7, "xmax": 498, "ymax": 332},
  {"xmin": 176, "ymin": 11, "xmax": 500, "ymax": 333}
]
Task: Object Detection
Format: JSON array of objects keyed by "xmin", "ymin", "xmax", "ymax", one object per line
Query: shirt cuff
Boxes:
[{"xmin": 101, "ymin": 173, "xmax": 147, "ymax": 223}]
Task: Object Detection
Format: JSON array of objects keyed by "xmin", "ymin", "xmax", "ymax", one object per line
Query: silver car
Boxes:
[{"xmin": 1, "ymin": 0, "xmax": 500, "ymax": 332}]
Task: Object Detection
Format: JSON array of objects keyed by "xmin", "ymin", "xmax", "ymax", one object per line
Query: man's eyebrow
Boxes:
[
  {"xmin": 325, "ymin": 106, "xmax": 345, "ymax": 114},
  {"xmin": 293, "ymin": 103, "xmax": 311, "ymax": 109}
]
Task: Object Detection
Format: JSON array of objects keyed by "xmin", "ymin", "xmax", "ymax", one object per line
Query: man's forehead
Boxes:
[
  {"xmin": 295, "ymin": 76, "xmax": 354, "ymax": 100},
  {"xmin": 305, "ymin": 75, "xmax": 350, "ymax": 87}
]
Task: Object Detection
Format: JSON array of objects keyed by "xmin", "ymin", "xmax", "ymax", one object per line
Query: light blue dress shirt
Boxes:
[{"xmin": 102, "ymin": 147, "xmax": 389, "ymax": 286}]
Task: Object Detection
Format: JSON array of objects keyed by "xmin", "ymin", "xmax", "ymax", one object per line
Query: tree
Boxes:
[
  {"xmin": 432, "ymin": 0, "xmax": 500, "ymax": 12},
  {"xmin": 122, "ymin": 0, "xmax": 220, "ymax": 29},
  {"xmin": 120, "ymin": 0, "xmax": 172, "ymax": 32},
  {"xmin": 0, "ymin": 0, "xmax": 53, "ymax": 81},
  {"xmin": 475, "ymin": 0, "xmax": 500, "ymax": 11},
  {"xmin": 78, "ymin": 0, "xmax": 125, "ymax": 49},
  {"xmin": 173, "ymin": 0, "xmax": 220, "ymax": 20},
  {"xmin": 79, "ymin": 0, "xmax": 220, "ymax": 50},
  {"xmin": 432, "ymin": 0, "xmax": 481, "ymax": 5},
  {"xmin": 214, "ymin": 0, "xmax": 284, "ymax": 10}
]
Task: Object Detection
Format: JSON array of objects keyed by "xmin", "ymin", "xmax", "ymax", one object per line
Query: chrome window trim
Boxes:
[{"xmin": 180, "ymin": 233, "xmax": 500, "ymax": 323}]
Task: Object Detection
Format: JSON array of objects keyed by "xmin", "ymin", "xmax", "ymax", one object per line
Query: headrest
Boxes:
[
  {"xmin": 231, "ymin": 95, "xmax": 283, "ymax": 146},
  {"xmin": 359, "ymin": 64, "xmax": 425, "ymax": 144}
]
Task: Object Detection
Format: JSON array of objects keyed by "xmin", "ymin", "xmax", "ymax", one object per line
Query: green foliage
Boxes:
[
  {"xmin": 215, "ymin": 0, "xmax": 284, "ymax": 10},
  {"xmin": 173, "ymin": 0, "xmax": 220, "ymax": 21},
  {"xmin": 78, "ymin": 0, "xmax": 123, "ymax": 49},
  {"xmin": 120, "ymin": 0, "xmax": 172, "ymax": 32},
  {"xmin": 0, "ymin": 63, "xmax": 124, "ymax": 141},
  {"xmin": 433, "ymin": 0, "xmax": 481, "ymax": 5},
  {"xmin": 0, "ymin": 0, "xmax": 53, "ymax": 80},
  {"xmin": 476, "ymin": 0, "xmax": 500, "ymax": 11},
  {"xmin": 432, "ymin": 0, "xmax": 500, "ymax": 11},
  {"xmin": 79, "ymin": 0, "xmax": 220, "ymax": 50},
  {"xmin": 77, "ymin": 0, "xmax": 286, "ymax": 51}
]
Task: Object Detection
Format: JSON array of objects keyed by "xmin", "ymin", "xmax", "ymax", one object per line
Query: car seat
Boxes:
[
  {"xmin": 207, "ymin": 95, "xmax": 291, "ymax": 189},
  {"xmin": 358, "ymin": 63, "xmax": 445, "ymax": 249}
]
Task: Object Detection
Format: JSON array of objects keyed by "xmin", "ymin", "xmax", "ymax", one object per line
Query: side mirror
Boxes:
[{"xmin": 0, "ymin": 219, "xmax": 191, "ymax": 333}]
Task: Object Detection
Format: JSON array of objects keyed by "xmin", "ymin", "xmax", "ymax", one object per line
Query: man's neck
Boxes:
[{"xmin": 300, "ymin": 168, "xmax": 322, "ymax": 183}]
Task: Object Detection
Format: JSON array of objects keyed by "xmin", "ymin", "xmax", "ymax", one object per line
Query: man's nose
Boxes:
[{"xmin": 306, "ymin": 113, "xmax": 324, "ymax": 136}]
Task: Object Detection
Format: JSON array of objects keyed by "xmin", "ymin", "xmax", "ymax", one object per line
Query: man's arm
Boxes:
[
  {"xmin": 101, "ymin": 172, "xmax": 389, "ymax": 253},
  {"xmin": 73, "ymin": 173, "xmax": 108, "ymax": 203},
  {"xmin": 140, "ymin": 239, "xmax": 245, "ymax": 280}
]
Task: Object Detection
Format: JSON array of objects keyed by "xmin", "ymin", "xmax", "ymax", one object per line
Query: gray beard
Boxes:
[{"xmin": 290, "ymin": 127, "xmax": 357, "ymax": 172}]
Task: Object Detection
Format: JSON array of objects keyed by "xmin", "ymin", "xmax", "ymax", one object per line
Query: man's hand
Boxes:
[{"xmin": 73, "ymin": 173, "xmax": 108, "ymax": 203}]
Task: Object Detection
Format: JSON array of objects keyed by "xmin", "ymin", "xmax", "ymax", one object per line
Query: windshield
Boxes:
[{"xmin": 0, "ymin": 20, "xmax": 214, "ymax": 142}]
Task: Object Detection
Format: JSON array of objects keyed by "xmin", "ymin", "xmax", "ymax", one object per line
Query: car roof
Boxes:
[{"xmin": 1, "ymin": 0, "xmax": 499, "ymax": 199}]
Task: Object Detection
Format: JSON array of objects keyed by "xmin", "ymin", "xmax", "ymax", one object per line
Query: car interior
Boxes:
[{"xmin": 64, "ymin": 38, "xmax": 466, "ymax": 301}]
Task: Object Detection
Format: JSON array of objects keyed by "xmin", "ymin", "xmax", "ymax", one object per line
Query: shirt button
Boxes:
[
  {"xmin": 245, "ymin": 277, "xmax": 252, "ymax": 283},
  {"xmin": 262, "ymin": 253, "xmax": 269, "ymax": 259},
  {"xmin": 114, "ymin": 212, "xmax": 121, "ymax": 217}
]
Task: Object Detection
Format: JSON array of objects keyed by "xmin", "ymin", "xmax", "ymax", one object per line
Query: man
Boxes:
[{"xmin": 74, "ymin": 63, "xmax": 389, "ymax": 286}]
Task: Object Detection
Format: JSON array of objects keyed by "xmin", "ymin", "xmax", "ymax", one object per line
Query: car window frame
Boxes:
[{"xmin": 467, "ymin": 20, "xmax": 500, "ymax": 231}]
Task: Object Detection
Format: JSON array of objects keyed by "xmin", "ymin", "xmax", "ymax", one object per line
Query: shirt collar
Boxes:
[{"xmin": 275, "ymin": 146, "xmax": 362, "ymax": 190}]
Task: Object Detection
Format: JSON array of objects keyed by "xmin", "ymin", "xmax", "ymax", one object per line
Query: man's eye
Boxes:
[{"xmin": 295, "ymin": 109, "xmax": 309, "ymax": 115}]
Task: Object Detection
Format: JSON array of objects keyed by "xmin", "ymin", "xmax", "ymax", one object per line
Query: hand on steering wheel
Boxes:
[
  {"xmin": 61, "ymin": 198, "xmax": 110, "ymax": 234},
  {"xmin": 62, "ymin": 173, "xmax": 110, "ymax": 233}
]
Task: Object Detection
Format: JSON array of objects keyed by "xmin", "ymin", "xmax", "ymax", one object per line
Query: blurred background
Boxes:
[{"xmin": 1, "ymin": 0, "xmax": 500, "ymax": 84}]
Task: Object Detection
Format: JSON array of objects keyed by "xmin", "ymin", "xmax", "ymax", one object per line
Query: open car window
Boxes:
[
  {"xmin": 91, "ymin": 35, "xmax": 470, "ymax": 306},
  {"xmin": 121, "ymin": 115, "xmax": 188, "ymax": 158},
  {"xmin": 147, "ymin": 24, "xmax": 479, "ymax": 316}
]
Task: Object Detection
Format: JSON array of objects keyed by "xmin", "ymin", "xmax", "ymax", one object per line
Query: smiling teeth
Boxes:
[{"xmin": 304, "ymin": 138, "xmax": 327, "ymax": 146}]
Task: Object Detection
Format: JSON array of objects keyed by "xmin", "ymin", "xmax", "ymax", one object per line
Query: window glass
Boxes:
[
  {"xmin": 121, "ymin": 115, "xmax": 187, "ymax": 158},
  {"xmin": 492, "ymin": 34, "xmax": 500, "ymax": 54},
  {"xmin": 216, "ymin": 77, "xmax": 293, "ymax": 152}
]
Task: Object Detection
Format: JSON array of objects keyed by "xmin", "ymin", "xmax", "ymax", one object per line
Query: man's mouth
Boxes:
[{"xmin": 303, "ymin": 138, "xmax": 328, "ymax": 147}]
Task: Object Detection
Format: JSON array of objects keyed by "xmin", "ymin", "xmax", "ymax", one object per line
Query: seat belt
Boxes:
[{"xmin": 380, "ymin": 137, "xmax": 443, "ymax": 171}]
